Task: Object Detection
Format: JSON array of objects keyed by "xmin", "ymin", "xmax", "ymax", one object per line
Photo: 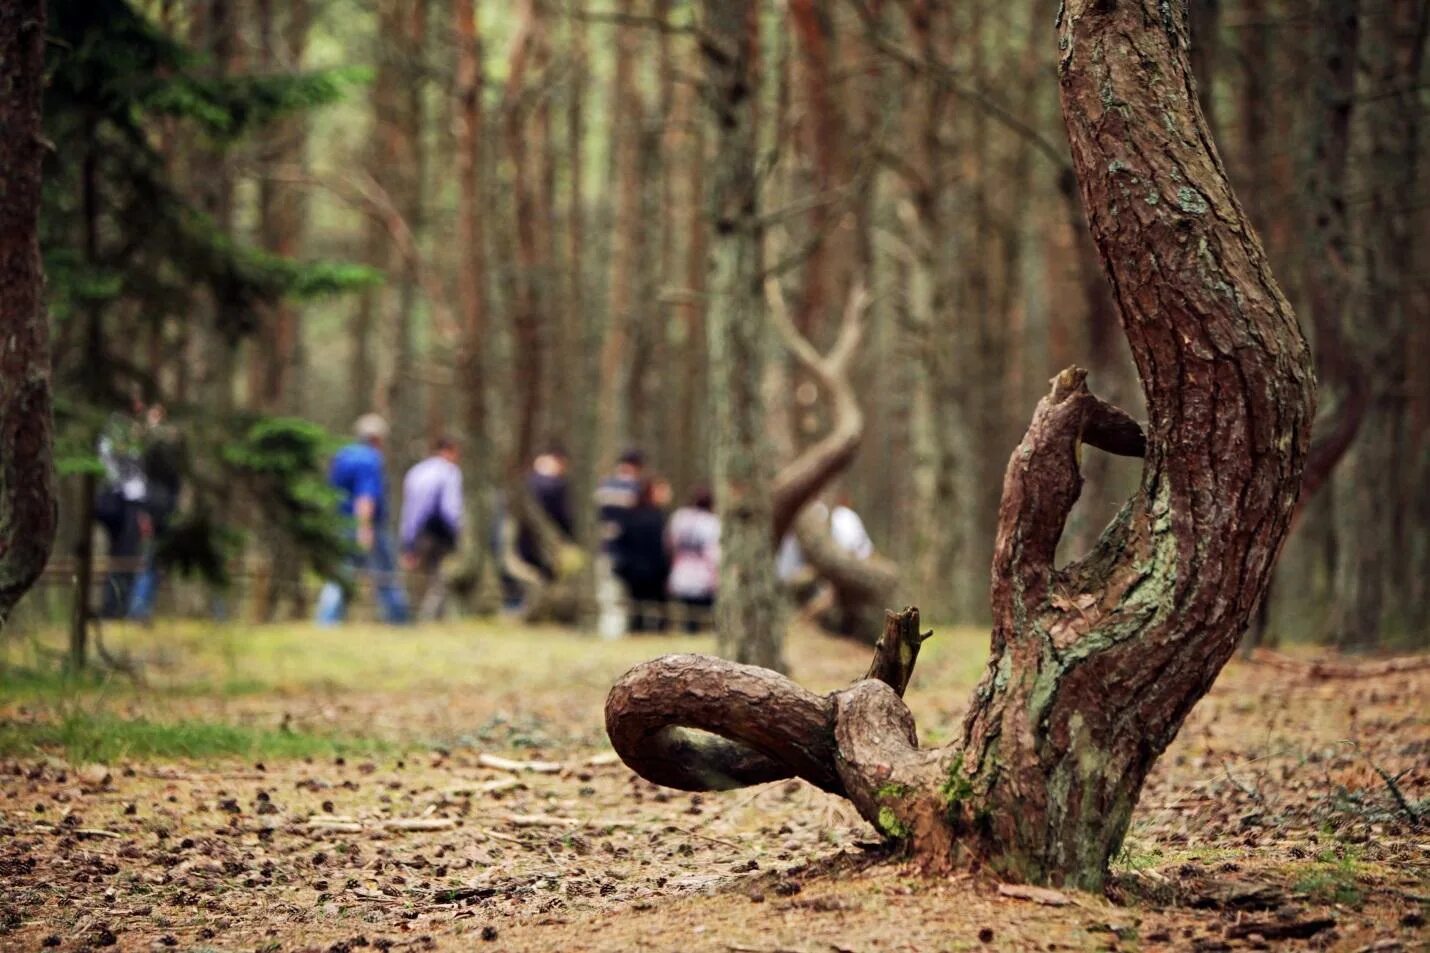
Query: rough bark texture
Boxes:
[
  {"xmin": 0, "ymin": 0, "xmax": 56, "ymax": 624},
  {"xmin": 607, "ymin": 0, "xmax": 1315, "ymax": 891},
  {"xmin": 704, "ymin": 0, "xmax": 783, "ymax": 673}
]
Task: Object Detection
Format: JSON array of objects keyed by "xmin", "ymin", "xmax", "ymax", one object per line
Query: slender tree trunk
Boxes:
[
  {"xmin": 599, "ymin": 0, "xmax": 646, "ymax": 465},
  {"xmin": 69, "ymin": 141, "xmax": 104, "ymax": 667},
  {"xmin": 901, "ymin": 1, "xmax": 978, "ymax": 623},
  {"xmin": 565, "ymin": 0, "xmax": 599, "ymax": 551},
  {"xmin": 669, "ymin": 20, "xmax": 708, "ymax": 498},
  {"xmin": 251, "ymin": 0, "xmax": 313, "ymax": 621},
  {"xmin": 0, "ymin": 0, "xmax": 55, "ymax": 624},
  {"xmin": 703, "ymin": 0, "xmax": 783, "ymax": 671},
  {"xmin": 377, "ymin": 0, "xmax": 427, "ymax": 465},
  {"xmin": 503, "ymin": 0, "xmax": 548, "ymax": 469},
  {"xmin": 1332, "ymin": 0, "xmax": 1425, "ymax": 650},
  {"xmin": 198, "ymin": 0, "xmax": 240, "ymax": 416},
  {"xmin": 607, "ymin": 0, "xmax": 1316, "ymax": 891},
  {"xmin": 453, "ymin": 0, "xmax": 495, "ymax": 603},
  {"xmin": 253, "ymin": 0, "xmax": 310, "ymax": 413},
  {"xmin": 1251, "ymin": 0, "xmax": 1362, "ymax": 649}
]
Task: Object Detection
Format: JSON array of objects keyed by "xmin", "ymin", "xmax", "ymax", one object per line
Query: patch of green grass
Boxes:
[
  {"xmin": 1290, "ymin": 847, "xmax": 1366, "ymax": 907},
  {"xmin": 1112, "ymin": 838, "xmax": 1165, "ymax": 873},
  {"xmin": 0, "ymin": 664, "xmax": 272, "ymax": 701},
  {"xmin": 0, "ymin": 710, "xmax": 389, "ymax": 763}
]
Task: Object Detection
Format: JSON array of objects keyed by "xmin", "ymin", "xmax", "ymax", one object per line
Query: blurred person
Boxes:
[
  {"xmin": 774, "ymin": 494, "xmax": 872, "ymax": 604},
  {"xmin": 399, "ymin": 436, "xmax": 463, "ymax": 621},
  {"xmin": 665, "ymin": 484, "xmax": 719, "ymax": 633},
  {"xmin": 611, "ymin": 479, "xmax": 669, "ymax": 632},
  {"xmin": 650, "ymin": 476, "xmax": 674, "ymax": 510},
  {"xmin": 126, "ymin": 402, "xmax": 183, "ymax": 621},
  {"xmin": 593, "ymin": 449, "xmax": 645, "ymax": 638},
  {"xmin": 830, "ymin": 494, "xmax": 874, "ymax": 560},
  {"xmin": 316, "ymin": 414, "xmax": 410, "ymax": 626},
  {"xmin": 95, "ymin": 397, "xmax": 148, "ymax": 618},
  {"xmin": 517, "ymin": 445, "xmax": 574, "ymax": 578}
]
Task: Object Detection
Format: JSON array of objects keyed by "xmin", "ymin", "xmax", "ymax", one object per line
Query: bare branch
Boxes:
[{"xmin": 768, "ymin": 279, "xmax": 872, "ymax": 542}]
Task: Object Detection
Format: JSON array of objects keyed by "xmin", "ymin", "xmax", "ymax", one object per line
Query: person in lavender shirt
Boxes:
[{"xmin": 399, "ymin": 435, "xmax": 464, "ymax": 621}]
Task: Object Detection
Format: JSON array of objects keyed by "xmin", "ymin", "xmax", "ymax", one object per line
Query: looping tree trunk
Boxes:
[
  {"xmin": 606, "ymin": 608, "xmax": 932, "ymax": 796},
  {"xmin": 608, "ymin": 0, "xmax": 1315, "ymax": 891},
  {"xmin": 768, "ymin": 281, "xmax": 869, "ymax": 544},
  {"xmin": 767, "ymin": 277, "xmax": 901, "ymax": 642}
]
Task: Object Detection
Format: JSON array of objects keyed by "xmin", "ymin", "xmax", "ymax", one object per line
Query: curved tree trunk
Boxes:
[
  {"xmin": 767, "ymin": 275, "xmax": 898, "ymax": 644},
  {"xmin": 790, "ymin": 504, "xmax": 899, "ymax": 641},
  {"xmin": 768, "ymin": 282, "xmax": 868, "ymax": 544},
  {"xmin": 607, "ymin": 0, "xmax": 1314, "ymax": 891},
  {"xmin": 0, "ymin": 0, "xmax": 56, "ymax": 624}
]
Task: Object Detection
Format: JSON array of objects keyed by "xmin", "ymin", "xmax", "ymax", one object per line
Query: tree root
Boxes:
[{"xmin": 605, "ymin": 608, "xmax": 934, "ymax": 799}]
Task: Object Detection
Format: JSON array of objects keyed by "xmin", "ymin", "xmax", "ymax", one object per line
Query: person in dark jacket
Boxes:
[
  {"xmin": 611, "ymin": 479, "xmax": 669, "ymax": 632},
  {"xmin": 517, "ymin": 446, "xmax": 574, "ymax": 578},
  {"xmin": 126, "ymin": 402, "xmax": 183, "ymax": 621}
]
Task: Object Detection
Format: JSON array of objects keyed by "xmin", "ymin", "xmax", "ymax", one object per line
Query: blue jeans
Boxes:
[
  {"xmin": 127, "ymin": 562, "xmax": 159, "ymax": 621},
  {"xmin": 316, "ymin": 530, "xmax": 410, "ymax": 626}
]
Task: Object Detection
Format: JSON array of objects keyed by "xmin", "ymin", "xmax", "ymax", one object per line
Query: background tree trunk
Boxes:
[
  {"xmin": 453, "ymin": 0, "xmax": 496, "ymax": 603},
  {"xmin": 704, "ymin": 0, "xmax": 783, "ymax": 672},
  {"xmin": 0, "ymin": 0, "xmax": 56, "ymax": 624},
  {"xmin": 1331, "ymin": 0, "xmax": 1425, "ymax": 651}
]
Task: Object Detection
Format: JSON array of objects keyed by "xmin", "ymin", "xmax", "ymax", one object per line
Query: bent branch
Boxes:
[
  {"xmin": 605, "ymin": 608, "xmax": 927, "ymax": 795},
  {"xmin": 767, "ymin": 279, "xmax": 870, "ymax": 543}
]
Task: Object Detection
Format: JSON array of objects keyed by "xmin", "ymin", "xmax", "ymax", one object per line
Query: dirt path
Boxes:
[{"xmin": 0, "ymin": 623, "xmax": 1426, "ymax": 951}]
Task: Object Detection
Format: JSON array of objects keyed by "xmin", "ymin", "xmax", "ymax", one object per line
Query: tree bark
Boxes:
[
  {"xmin": 253, "ymin": 0, "xmax": 310, "ymax": 414},
  {"xmin": 0, "ymin": 0, "xmax": 56, "ymax": 624},
  {"xmin": 1331, "ymin": 0, "xmax": 1425, "ymax": 651},
  {"xmin": 377, "ymin": 0, "xmax": 427, "ymax": 464},
  {"xmin": 503, "ymin": 0, "xmax": 549, "ymax": 469},
  {"xmin": 598, "ymin": 0, "xmax": 646, "ymax": 466},
  {"xmin": 607, "ymin": 0, "xmax": 1315, "ymax": 891},
  {"xmin": 703, "ymin": 0, "xmax": 783, "ymax": 672},
  {"xmin": 453, "ymin": 0, "xmax": 496, "ymax": 600}
]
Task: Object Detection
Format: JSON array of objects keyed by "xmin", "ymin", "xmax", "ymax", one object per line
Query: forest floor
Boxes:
[{"xmin": 0, "ymin": 617, "xmax": 1426, "ymax": 953}]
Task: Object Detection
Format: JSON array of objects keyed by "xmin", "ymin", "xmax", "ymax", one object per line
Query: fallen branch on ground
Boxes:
[
  {"xmin": 1248, "ymin": 649, "xmax": 1430, "ymax": 679},
  {"xmin": 476, "ymin": 753, "xmax": 564, "ymax": 774}
]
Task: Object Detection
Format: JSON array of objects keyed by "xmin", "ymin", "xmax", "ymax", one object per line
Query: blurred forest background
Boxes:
[{"xmin": 16, "ymin": 0, "xmax": 1429, "ymax": 651}]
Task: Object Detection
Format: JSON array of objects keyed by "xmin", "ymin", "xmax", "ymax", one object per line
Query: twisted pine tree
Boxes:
[{"xmin": 605, "ymin": 0, "xmax": 1316, "ymax": 890}]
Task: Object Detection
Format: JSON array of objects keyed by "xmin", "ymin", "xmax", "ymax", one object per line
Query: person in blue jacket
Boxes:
[{"xmin": 316, "ymin": 414, "xmax": 410, "ymax": 625}]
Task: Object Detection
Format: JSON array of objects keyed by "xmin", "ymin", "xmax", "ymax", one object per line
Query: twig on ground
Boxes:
[
  {"xmin": 1368, "ymin": 761, "xmax": 1424, "ymax": 824},
  {"xmin": 477, "ymin": 753, "xmax": 564, "ymax": 774},
  {"xmin": 669, "ymin": 825, "xmax": 742, "ymax": 850}
]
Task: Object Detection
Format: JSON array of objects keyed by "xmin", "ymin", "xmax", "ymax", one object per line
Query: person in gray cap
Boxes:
[{"xmin": 316, "ymin": 413, "xmax": 410, "ymax": 625}]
